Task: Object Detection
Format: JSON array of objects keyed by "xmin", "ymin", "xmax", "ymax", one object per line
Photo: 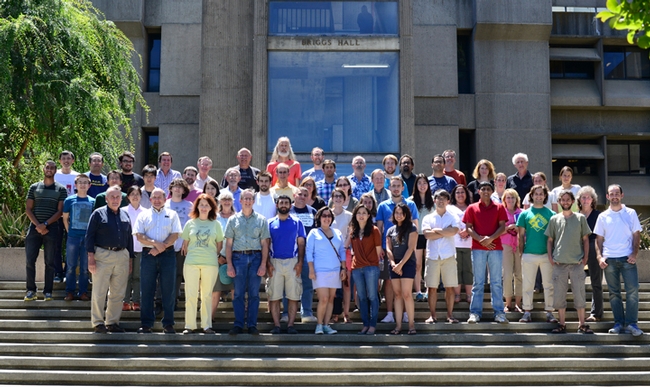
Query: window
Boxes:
[
  {"xmin": 268, "ymin": 51, "xmax": 399, "ymax": 154},
  {"xmin": 457, "ymin": 35, "xmax": 472, "ymax": 94},
  {"xmin": 607, "ymin": 141, "xmax": 650, "ymax": 175},
  {"xmin": 552, "ymin": 159, "xmax": 598, "ymax": 176},
  {"xmin": 550, "ymin": 61, "xmax": 594, "ymax": 79},
  {"xmin": 604, "ymin": 47, "xmax": 650, "ymax": 79},
  {"xmin": 147, "ymin": 34, "xmax": 161, "ymax": 92},
  {"xmin": 269, "ymin": 1, "xmax": 398, "ymax": 36},
  {"xmin": 144, "ymin": 130, "xmax": 159, "ymax": 166}
]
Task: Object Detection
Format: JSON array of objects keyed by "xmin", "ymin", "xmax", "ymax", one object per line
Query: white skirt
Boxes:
[{"xmin": 312, "ymin": 270, "xmax": 342, "ymax": 289}]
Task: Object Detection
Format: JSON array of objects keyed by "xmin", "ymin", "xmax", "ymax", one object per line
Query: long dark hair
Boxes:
[
  {"xmin": 391, "ymin": 202, "xmax": 412, "ymax": 244},
  {"xmin": 411, "ymin": 173, "xmax": 433, "ymax": 211},
  {"xmin": 350, "ymin": 204, "xmax": 374, "ymax": 238},
  {"xmin": 450, "ymin": 184, "xmax": 472, "ymax": 206},
  {"xmin": 335, "ymin": 176, "xmax": 353, "ymax": 198}
]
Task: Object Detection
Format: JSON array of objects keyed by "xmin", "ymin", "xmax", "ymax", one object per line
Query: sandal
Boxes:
[
  {"xmin": 577, "ymin": 324, "xmax": 594, "ymax": 334},
  {"xmin": 466, "ymin": 295, "xmax": 471, "ymax": 303},
  {"xmin": 425, "ymin": 316, "xmax": 437, "ymax": 324},
  {"xmin": 515, "ymin": 305, "xmax": 524, "ymax": 314},
  {"xmin": 551, "ymin": 324, "xmax": 566, "ymax": 334},
  {"xmin": 390, "ymin": 329, "xmax": 401, "ymax": 335},
  {"xmin": 504, "ymin": 306, "xmax": 511, "ymax": 313},
  {"xmin": 447, "ymin": 317, "xmax": 459, "ymax": 324},
  {"xmin": 454, "ymin": 294, "xmax": 461, "ymax": 304},
  {"xmin": 407, "ymin": 329, "xmax": 417, "ymax": 335},
  {"xmin": 329, "ymin": 315, "xmax": 339, "ymax": 324},
  {"xmin": 344, "ymin": 314, "xmax": 352, "ymax": 324}
]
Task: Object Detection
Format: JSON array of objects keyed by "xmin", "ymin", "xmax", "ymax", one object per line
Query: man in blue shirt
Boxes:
[
  {"xmin": 428, "ymin": 154, "xmax": 457, "ymax": 194},
  {"xmin": 301, "ymin": 147, "xmax": 326, "ymax": 182},
  {"xmin": 348, "ymin": 156, "xmax": 372, "ymax": 200}
]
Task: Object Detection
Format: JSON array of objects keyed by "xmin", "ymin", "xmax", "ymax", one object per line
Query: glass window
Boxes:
[
  {"xmin": 145, "ymin": 130, "xmax": 159, "ymax": 166},
  {"xmin": 552, "ymin": 158, "xmax": 598, "ymax": 176},
  {"xmin": 269, "ymin": 1, "xmax": 398, "ymax": 36},
  {"xmin": 549, "ymin": 61, "xmax": 594, "ymax": 79},
  {"xmin": 147, "ymin": 34, "xmax": 161, "ymax": 92},
  {"xmin": 604, "ymin": 46, "xmax": 650, "ymax": 79},
  {"xmin": 457, "ymin": 35, "xmax": 472, "ymax": 94},
  {"xmin": 268, "ymin": 51, "xmax": 399, "ymax": 153},
  {"xmin": 607, "ymin": 141, "xmax": 650, "ymax": 175}
]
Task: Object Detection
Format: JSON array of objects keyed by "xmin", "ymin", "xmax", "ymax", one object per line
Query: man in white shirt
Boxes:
[{"xmin": 253, "ymin": 171, "xmax": 277, "ymax": 220}]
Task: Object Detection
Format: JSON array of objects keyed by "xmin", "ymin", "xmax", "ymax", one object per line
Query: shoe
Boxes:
[
  {"xmin": 315, "ymin": 324, "xmax": 324, "ymax": 335},
  {"xmin": 577, "ymin": 324, "xmax": 594, "ymax": 334},
  {"xmin": 494, "ymin": 314, "xmax": 509, "ymax": 324},
  {"xmin": 467, "ymin": 314, "xmax": 480, "ymax": 324},
  {"xmin": 131, "ymin": 302, "xmax": 140, "ymax": 311},
  {"xmin": 248, "ymin": 326, "xmax": 260, "ymax": 335},
  {"xmin": 79, "ymin": 293, "xmax": 90, "ymax": 301},
  {"xmin": 163, "ymin": 325, "xmax": 176, "ymax": 334},
  {"xmin": 519, "ymin": 312, "xmax": 532, "ymax": 323},
  {"xmin": 286, "ymin": 326, "xmax": 299, "ymax": 334},
  {"xmin": 183, "ymin": 329, "xmax": 195, "ymax": 334},
  {"xmin": 586, "ymin": 315, "xmax": 600, "ymax": 322},
  {"xmin": 229, "ymin": 326, "xmax": 243, "ymax": 335},
  {"xmin": 609, "ymin": 323, "xmax": 624, "ymax": 334},
  {"xmin": 64, "ymin": 292, "xmax": 75, "ymax": 301},
  {"xmin": 415, "ymin": 293, "xmax": 424, "ymax": 302},
  {"xmin": 551, "ymin": 324, "xmax": 566, "ymax": 334},
  {"xmin": 270, "ymin": 326, "xmax": 282, "ymax": 334},
  {"xmin": 626, "ymin": 324, "xmax": 644, "ymax": 337},
  {"xmin": 280, "ymin": 315, "xmax": 289, "ymax": 323},
  {"xmin": 137, "ymin": 326, "xmax": 152, "ymax": 334},
  {"xmin": 203, "ymin": 327, "xmax": 215, "ymax": 334},
  {"xmin": 546, "ymin": 312, "xmax": 558, "ymax": 323},
  {"xmin": 54, "ymin": 274, "xmax": 63, "ymax": 283},
  {"xmin": 24, "ymin": 291, "xmax": 38, "ymax": 302},
  {"xmin": 322, "ymin": 325, "xmax": 337, "ymax": 335},
  {"xmin": 43, "ymin": 292, "xmax": 53, "ymax": 301},
  {"xmin": 106, "ymin": 324, "xmax": 125, "ymax": 333},
  {"xmin": 122, "ymin": 302, "xmax": 132, "ymax": 311},
  {"xmin": 94, "ymin": 324, "xmax": 107, "ymax": 334},
  {"xmin": 380, "ymin": 312, "xmax": 395, "ymax": 323},
  {"xmin": 301, "ymin": 315, "xmax": 318, "ymax": 323},
  {"xmin": 402, "ymin": 312, "xmax": 409, "ymax": 323}
]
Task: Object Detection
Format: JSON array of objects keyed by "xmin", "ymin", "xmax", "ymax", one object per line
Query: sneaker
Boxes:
[
  {"xmin": 163, "ymin": 325, "xmax": 176, "ymax": 334},
  {"xmin": 519, "ymin": 312, "xmax": 532, "ymax": 323},
  {"xmin": 626, "ymin": 324, "xmax": 644, "ymax": 337},
  {"xmin": 248, "ymin": 326, "xmax": 260, "ymax": 335},
  {"xmin": 229, "ymin": 326, "xmax": 243, "ymax": 336},
  {"xmin": 106, "ymin": 324, "xmax": 125, "ymax": 333},
  {"xmin": 137, "ymin": 326, "xmax": 152, "ymax": 334},
  {"xmin": 64, "ymin": 292, "xmax": 75, "ymax": 301},
  {"xmin": 315, "ymin": 324, "xmax": 324, "ymax": 335},
  {"xmin": 402, "ymin": 312, "xmax": 409, "ymax": 323},
  {"xmin": 494, "ymin": 314, "xmax": 509, "ymax": 324},
  {"xmin": 609, "ymin": 323, "xmax": 624, "ymax": 334},
  {"xmin": 467, "ymin": 313, "xmax": 480, "ymax": 324},
  {"xmin": 54, "ymin": 274, "xmax": 63, "ymax": 283},
  {"xmin": 546, "ymin": 312, "xmax": 558, "ymax": 323},
  {"xmin": 301, "ymin": 315, "xmax": 318, "ymax": 323},
  {"xmin": 380, "ymin": 312, "xmax": 395, "ymax": 323},
  {"xmin": 94, "ymin": 324, "xmax": 107, "ymax": 334},
  {"xmin": 286, "ymin": 326, "xmax": 299, "ymax": 334},
  {"xmin": 415, "ymin": 293, "xmax": 424, "ymax": 302},
  {"xmin": 280, "ymin": 315, "xmax": 289, "ymax": 323},
  {"xmin": 24, "ymin": 291, "xmax": 38, "ymax": 302},
  {"xmin": 270, "ymin": 326, "xmax": 282, "ymax": 334},
  {"xmin": 43, "ymin": 292, "xmax": 53, "ymax": 301},
  {"xmin": 322, "ymin": 325, "xmax": 338, "ymax": 335}
]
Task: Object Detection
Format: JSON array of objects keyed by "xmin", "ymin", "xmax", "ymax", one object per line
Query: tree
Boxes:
[
  {"xmin": 0, "ymin": 0, "xmax": 147, "ymax": 212},
  {"xmin": 597, "ymin": 0, "xmax": 650, "ymax": 51}
]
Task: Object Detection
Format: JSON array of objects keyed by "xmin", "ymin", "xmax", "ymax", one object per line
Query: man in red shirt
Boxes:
[{"xmin": 442, "ymin": 149, "xmax": 467, "ymax": 185}]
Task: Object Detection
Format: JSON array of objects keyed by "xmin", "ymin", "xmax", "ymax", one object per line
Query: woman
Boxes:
[
  {"xmin": 180, "ymin": 194, "xmax": 224, "ymax": 334},
  {"xmin": 203, "ymin": 180, "xmax": 221, "ymax": 199},
  {"xmin": 300, "ymin": 177, "xmax": 326, "ymax": 211},
  {"xmin": 360, "ymin": 192, "xmax": 378, "ymax": 223},
  {"xmin": 448, "ymin": 184, "xmax": 473, "ymax": 303},
  {"xmin": 386, "ymin": 203, "xmax": 418, "ymax": 335},
  {"xmin": 349, "ymin": 204, "xmax": 383, "ymax": 335},
  {"xmin": 212, "ymin": 191, "xmax": 235, "ymax": 317},
  {"xmin": 491, "ymin": 173, "xmax": 507, "ymax": 204},
  {"xmin": 306, "ymin": 207, "xmax": 347, "ymax": 334},
  {"xmin": 467, "ymin": 159, "xmax": 496, "ymax": 203},
  {"xmin": 123, "ymin": 186, "xmax": 143, "ymax": 311},
  {"xmin": 328, "ymin": 176, "xmax": 359, "ymax": 212},
  {"xmin": 578, "ymin": 186, "xmax": 603, "ymax": 323},
  {"xmin": 522, "ymin": 172, "xmax": 553, "ymax": 210},
  {"xmin": 501, "ymin": 188, "xmax": 523, "ymax": 313},
  {"xmin": 409, "ymin": 174, "xmax": 434, "ymax": 302},
  {"xmin": 551, "ymin": 166, "xmax": 581, "ymax": 213},
  {"xmin": 330, "ymin": 188, "xmax": 354, "ymax": 323}
]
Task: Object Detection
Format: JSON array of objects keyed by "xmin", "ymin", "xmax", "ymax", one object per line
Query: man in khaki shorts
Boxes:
[
  {"xmin": 422, "ymin": 190, "xmax": 459, "ymax": 324},
  {"xmin": 267, "ymin": 195, "xmax": 306, "ymax": 334}
]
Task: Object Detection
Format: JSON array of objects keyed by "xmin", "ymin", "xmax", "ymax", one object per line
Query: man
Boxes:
[
  {"xmin": 253, "ymin": 171, "xmax": 277, "ymax": 220},
  {"xmin": 267, "ymin": 137, "xmax": 302, "ymax": 186},
  {"xmin": 24, "ymin": 161, "xmax": 68, "ymax": 301},
  {"xmin": 85, "ymin": 152, "xmax": 107, "ymax": 198},
  {"xmin": 428, "ymin": 154, "xmax": 457, "ymax": 194},
  {"xmin": 140, "ymin": 165, "xmax": 157, "ymax": 209},
  {"xmin": 316, "ymin": 159, "xmax": 337, "ymax": 202},
  {"xmin": 382, "ymin": 154, "xmax": 408, "ymax": 198},
  {"xmin": 225, "ymin": 189, "xmax": 270, "ymax": 335},
  {"xmin": 348, "ymin": 156, "xmax": 372, "ymax": 200},
  {"xmin": 221, "ymin": 148, "xmax": 260, "ymax": 191},
  {"xmin": 398, "ymin": 154, "xmax": 416, "ymax": 198},
  {"xmin": 301, "ymin": 147, "xmax": 325, "ymax": 182},
  {"xmin": 376, "ymin": 176, "xmax": 419, "ymax": 323},
  {"xmin": 134, "ymin": 188, "xmax": 182, "ymax": 334},
  {"xmin": 270, "ymin": 163, "xmax": 300, "ymax": 202},
  {"xmin": 267, "ymin": 195, "xmax": 306, "ymax": 334},
  {"xmin": 224, "ymin": 167, "xmax": 243, "ymax": 212},
  {"xmin": 507, "ymin": 153, "xmax": 533, "ymax": 201},
  {"xmin": 595, "ymin": 184, "xmax": 644, "ymax": 336},
  {"xmin": 516, "ymin": 184, "xmax": 557, "ymax": 324},
  {"xmin": 93, "ymin": 170, "xmax": 129, "ymax": 210},
  {"xmin": 181, "ymin": 166, "xmax": 203, "ymax": 203},
  {"xmin": 462, "ymin": 181, "xmax": 508, "ymax": 324},
  {"xmin": 194, "ymin": 156, "xmax": 215, "ymax": 190},
  {"xmin": 118, "ymin": 151, "xmax": 144, "ymax": 193},
  {"xmin": 55, "ymin": 150, "xmax": 79, "ymax": 197},
  {"xmin": 370, "ymin": 169, "xmax": 390, "ymax": 204},
  {"xmin": 154, "ymin": 152, "xmax": 181, "ymax": 196},
  {"xmin": 442, "ymin": 149, "xmax": 467, "ymax": 186},
  {"xmin": 422, "ymin": 189, "xmax": 460, "ymax": 324},
  {"xmin": 546, "ymin": 190, "xmax": 592, "ymax": 334},
  {"xmin": 85, "ymin": 186, "xmax": 134, "ymax": 333},
  {"xmin": 62, "ymin": 174, "xmax": 95, "ymax": 301}
]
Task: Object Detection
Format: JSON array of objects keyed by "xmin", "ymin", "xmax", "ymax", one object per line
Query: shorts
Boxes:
[
  {"xmin": 390, "ymin": 260, "xmax": 416, "ymax": 279},
  {"xmin": 313, "ymin": 270, "xmax": 342, "ymax": 289},
  {"xmin": 552, "ymin": 263, "xmax": 586, "ymax": 310},
  {"xmin": 212, "ymin": 262, "xmax": 234, "ymax": 292},
  {"xmin": 416, "ymin": 234, "xmax": 427, "ymax": 250},
  {"xmin": 266, "ymin": 257, "xmax": 302, "ymax": 301},
  {"xmin": 424, "ymin": 257, "xmax": 458, "ymax": 288}
]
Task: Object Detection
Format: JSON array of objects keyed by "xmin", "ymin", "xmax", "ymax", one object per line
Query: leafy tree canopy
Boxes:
[{"xmin": 598, "ymin": 0, "xmax": 650, "ymax": 50}]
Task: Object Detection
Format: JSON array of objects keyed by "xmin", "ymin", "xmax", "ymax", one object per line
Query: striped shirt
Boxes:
[
  {"xmin": 27, "ymin": 182, "xmax": 67, "ymax": 223},
  {"xmin": 133, "ymin": 206, "xmax": 182, "ymax": 247},
  {"xmin": 154, "ymin": 168, "xmax": 181, "ymax": 196}
]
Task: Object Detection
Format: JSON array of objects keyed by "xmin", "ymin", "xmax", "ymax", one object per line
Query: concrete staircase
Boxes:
[{"xmin": 0, "ymin": 281, "xmax": 648, "ymax": 386}]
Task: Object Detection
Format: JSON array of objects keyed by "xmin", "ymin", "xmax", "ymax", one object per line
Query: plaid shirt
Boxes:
[{"xmin": 316, "ymin": 180, "xmax": 336, "ymax": 202}]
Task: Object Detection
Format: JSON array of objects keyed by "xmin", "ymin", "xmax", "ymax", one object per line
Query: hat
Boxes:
[{"xmin": 219, "ymin": 264, "xmax": 232, "ymax": 285}]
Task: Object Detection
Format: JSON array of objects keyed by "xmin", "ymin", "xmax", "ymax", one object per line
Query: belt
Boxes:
[
  {"xmin": 233, "ymin": 250, "xmax": 261, "ymax": 254},
  {"xmin": 142, "ymin": 246, "xmax": 174, "ymax": 253},
  {"xmin": 97, "ymin": 246, "xmax": 125, "ymax": 252}
]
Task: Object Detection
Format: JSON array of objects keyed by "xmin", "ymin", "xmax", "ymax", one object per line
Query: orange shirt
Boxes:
[
  {"xmin": 351, "ymin": 226, "xmax": 382, "ymax": 269},
  {"xmin": 267, "ymin": 160, "xmax": 302, "ymax": 186}
]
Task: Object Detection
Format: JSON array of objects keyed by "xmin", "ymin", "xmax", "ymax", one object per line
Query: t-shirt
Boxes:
[
  {"xmin": 516, "ymin": 206, "xmax": 555, "ymax": 255},
  {"xmin": 545, "ymin": 212, "xmax": 591, "ymax": 264},
  {"xmin": 27, "ymin": 181, "xmax": 68, "ymax": 223},
  {"xmin": 301, "ymin": 168, "xmax": 325, "ymax": 182},
  {"xmin": 85, "ymin": 172, "xmax": 107, "ymax": 198},
  {"xmin": 332, "ymin": 210, "xmax": 353, "ymax": 245},
  {"xmin": 550, "ymin": 184, "xmax": 581, "ymax": 212},
  {"xmin": 253, "ymin": 193, "xmax": 277, "ymax": 220},
  {"xmin": 165, "ymin": 199, "xmax": 193, "ymax": 251},
  {"xmin": 444, "ymin": 169, "xmax": 467, "ymax": 186},
  {"xmin": 181, "ymin": 218, "xmax": 224, "ymax": 266},
  {"xmin": 290, "ymin": 205, "xmax": 317, "ymax": 234},
  {"xmin": 428, "ymin": 175, "xmax": 457, "ymax": 194},
  {"xmin": 386, "ymin": 224, "xmax": 417, "ymax": 266},
  {"xmin": 55, "ymin": 170, "xmax": 79, "ymax": 197},
  {"xmin": 400, "ymin": 173, "xmax": 416, "ymax": 198},
  {"xmin": 93, "ymin": 192, "xmax": 129, "ymax": 210},
  {"xmin": 462, "ymin": 200, "xmax": 508, "ymax": 251},
  {"xmin": 350, "ymin": 226, "xmax": 382, "ymax": 269},
  {"xmin": 376, "ymin": 199, "xmax": 419, "ymax": 248},
  {"xmin": 121, "ymin": 173, "xmax": 144, "ymax": 193},
  {"xmin": 63, "ymin": 195, "xmax": 95, "ymax": 238},
  {"xmin": 593, "ymin": 205, "xmax": 642, "ymax": 258},
  {"xmin": 268, "ymin": 160, "xmax": 302, "ymax": 186},
  {"xmin": 268, "ymin": 215, "xmax": 306, "ymax": 259}
]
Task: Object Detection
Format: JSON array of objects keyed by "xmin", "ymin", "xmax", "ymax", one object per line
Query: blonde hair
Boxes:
[
  {"xmin": 472, "ymin": 159, "xmax": 496, "ymax": 180},
  {"xmin": 502, "ymin": 188, "xmax": 521, "ymax": 208}
]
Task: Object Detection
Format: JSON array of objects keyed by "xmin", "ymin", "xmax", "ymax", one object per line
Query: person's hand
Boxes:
[
  {"xmin": 88, "ymin": 253, "xmax": 96, "ymax": 275},
  {"xmin": 294, "ymin": 262, "xmax": 302, "ymax": 277},
  {"xmin": 227, "ymin": 264, "xmax": 236, "ymax": 278},
  {"xmin": 266, "ymin": 264, "xmax": 274, "ymax": 278},
  {"xmin": 309, "ymin": 270, "xmax": 316, "ymax": 281},
  {"xmin": 627, "ymin": 253, "xmax": 637, "ymax": 265},
  {"xmin": 598, "ymin": 256, "xmax": 608, "ymax": 269},
  {"xmin": 257, "ymin": 265, "xmax": 266, "ymax": 277}
]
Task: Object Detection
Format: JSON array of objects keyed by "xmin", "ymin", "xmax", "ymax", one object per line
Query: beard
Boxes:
[
  {"xmin": 278, "ymin": 150, "xmax": 290, "ymax": 158},
  {"xmin": 277, "ymin": 207, "xmax": 290, "ymax": 215}
]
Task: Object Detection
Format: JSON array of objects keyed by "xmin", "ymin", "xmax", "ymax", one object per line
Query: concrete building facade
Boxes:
[{"xmin": 92, "ymin": 0, "xmax": 650, "ymax": 208}]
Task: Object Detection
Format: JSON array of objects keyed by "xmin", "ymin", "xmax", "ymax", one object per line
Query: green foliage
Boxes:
[
  {"xmin": 598, "ymin": 0, "xmax": 650, "ymax": 50},
  {"xmin": 0, "ymin": 204, "xmax": 30, "ymax": 247},
  {"xmin": 640, "ymin": 216, "xmax": 650, "ymax": 250}
]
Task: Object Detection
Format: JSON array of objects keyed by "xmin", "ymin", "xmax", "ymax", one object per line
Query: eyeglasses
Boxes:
[
  {"xmin": 337, "ymin": 183, "xmax": 350, "ymax": 187},
  {"xmin": 320, "ymin": 214, "xmax": 333, "ymax": 218},
  {"xmin": 277, "ymin": 170, "xmax": 289, "ymax": 174},
  {"xmin": 332, "ymin": 195, "xmax": 344, "ymax": 199}
]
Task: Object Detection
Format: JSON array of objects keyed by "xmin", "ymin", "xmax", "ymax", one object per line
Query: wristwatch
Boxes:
[{"xmin": 43, "ymin": 221, "xmax": 49, "ymax": 227}]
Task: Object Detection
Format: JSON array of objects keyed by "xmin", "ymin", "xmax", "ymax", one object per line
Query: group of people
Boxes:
[{"xmin": 23, "ymin": 138, "xmax": 643, "ymax": 337}]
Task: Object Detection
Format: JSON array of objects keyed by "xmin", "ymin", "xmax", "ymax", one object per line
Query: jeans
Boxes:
[
  {"xmin": 352, "ymin": 265, "xmax": 380, "ymax": 328},
  {"xmin": 470, "ymin": 249, "xmax": 505, "ymax": 317},
  {"xmin": 65, "ymin": 235, "xmax": 88, "ymax": 295},
  {"xmin": 232, "ymin": 251, "xmax": 262, "ymax": 329},
  {"xmin": 282, "ymin": 260, "xmax": 314, "ymax": 317},
  {"xmin": 25, "ymin": 223, "xmax": 59, "ymax": 294},
  {"xmin": 604, "ymin": 257, "xmax": 639, "ymax": 326},
  {"xmin": 140, "ymin": 248, "xmax": 176, "ymax": 328}
]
